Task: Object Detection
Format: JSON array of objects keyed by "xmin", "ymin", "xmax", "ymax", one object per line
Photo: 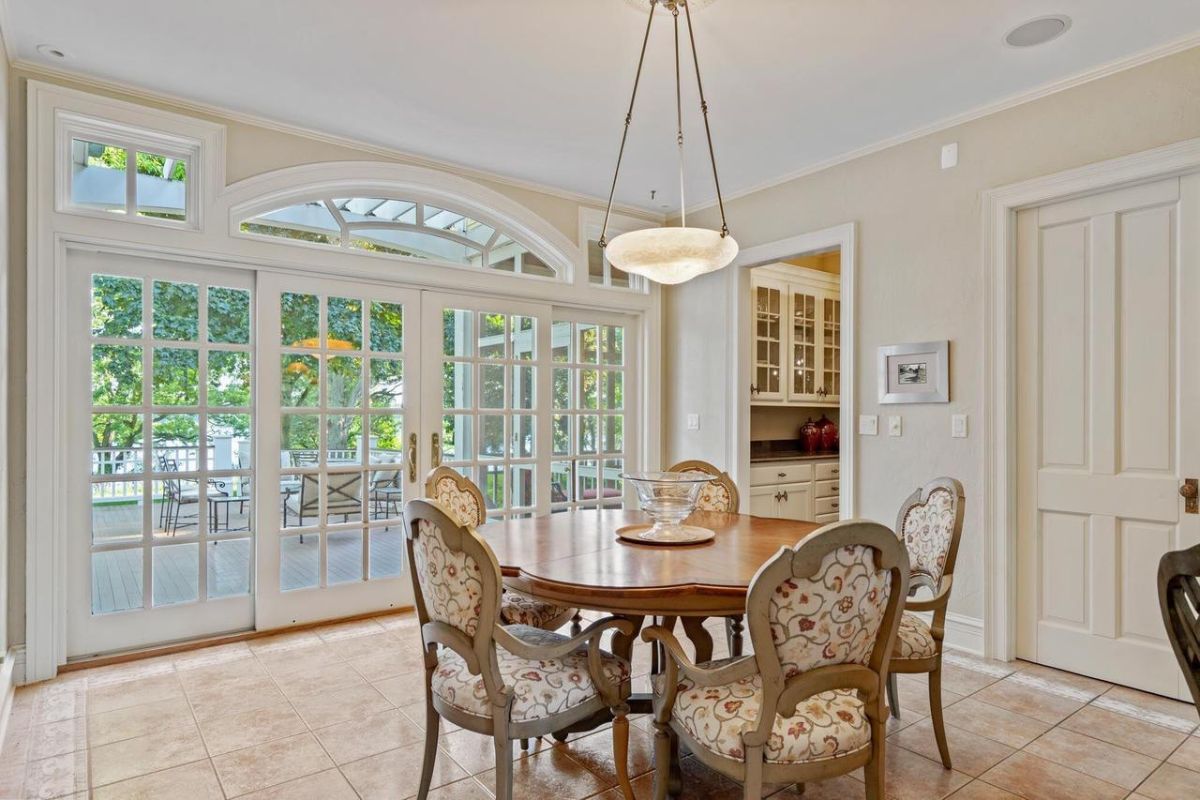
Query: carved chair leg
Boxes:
[
  {"xmin": 928, "ymin": 662, "xmax": 952, "ymax": 769},
  {"xmin": 570, "ymin": 611, "xmax": 583, "ymax": 636},
  {"xmin": 417, "ymin": 688, "xmax": 440, "ymax": 800},
  {"xmin": 612, "ymin": 704, "xmax": 634, "ymax": 800},
  {"xmin": 652, "ymin": 719, "xmax": 672, "ymax": 800},
  {"xmin": 742, "ymin": 748, "xmax": 764, "ymax": 800},
  {"xmin": 864, "ymin": 715, "xmax": 886, "ymax": 800},
  {"xmin": 493, "ymin": 731, "xmax": 514, "ymax": 800},
  {"xmin": 886, "ymin": 671, "xmax": 901, "ymax": 718},
  {"xmin": 651, "ymin": 616, "xmax": 678, "ymax": 675},
  {"xmin": 679, "ymin": 616, "xmax": 713, "ymax": 664},
  {"xmin": 725, "ymin": 615, "xmax": 745, "ymax": 657}
]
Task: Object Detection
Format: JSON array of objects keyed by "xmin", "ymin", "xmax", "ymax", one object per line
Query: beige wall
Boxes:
[
  {"xmin": 3, "ymin": 68, "xmax": 618, "ymax": 647},
  {"xmin": 0, "ymin": 37, "xmax": 9, "ymax": 655},
  {"xmin": 666, "ymin": 46, "xmax": 1200, "ymax": 623}
]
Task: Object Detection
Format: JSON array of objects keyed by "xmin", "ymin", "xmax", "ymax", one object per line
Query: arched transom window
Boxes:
[{"xmin": 239, "ymin": 196, "xmax": 558, "ymax": 279}]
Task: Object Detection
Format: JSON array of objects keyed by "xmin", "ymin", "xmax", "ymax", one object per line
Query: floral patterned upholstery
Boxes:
[
  {"xmin": 429, "ymin": 475, "xmax": 486, "ymax": 528},
  {"xmin": 899, "ymin": 487, "xmax": 956, "ymax": 585},
  {"xmin": 431, "ymin": 625, "xmax": 630, "ymax": 722},
  {"xmin": 412, "ymin": 519, "xmax": 486, "ymax": 637},
  {"xmin": 696, "ymin": 480, "xmax": 737, "ymax": 513},
  {"xmin": 499, "ymin": 591, "xmax": 571, "ymax": 628},
  {"xmin": 768, "ymin": 545, "xmax": 893, "ymax": 679},
  {"xmin": 894, "ymin": 612, "xmax": 937, "ymax": 661},
  {"xmin": 670, "ymin": 660, "xmax": 870, "ymax": 763}
]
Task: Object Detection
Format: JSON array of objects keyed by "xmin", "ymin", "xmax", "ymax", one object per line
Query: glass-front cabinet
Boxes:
[{"xmin": 750, "ymin": 265, "xmax": 840, "ymax": 405}]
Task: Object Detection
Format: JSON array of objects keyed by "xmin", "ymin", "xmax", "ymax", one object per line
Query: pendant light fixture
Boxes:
[{"xmin": 599, "ymin": 0, "xmax": 737, "ymax": 285}]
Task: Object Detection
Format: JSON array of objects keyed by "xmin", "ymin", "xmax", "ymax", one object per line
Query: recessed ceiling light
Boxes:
[
  {"xmin": 1004, "ymin": 16, "xmax": 1071, "ymax": 48},
  {"xmin": 36, "ymin": 44, "xmax": 66, "ymax": 59}
]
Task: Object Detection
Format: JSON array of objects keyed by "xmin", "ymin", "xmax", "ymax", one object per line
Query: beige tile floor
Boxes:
[{"xmin": 2, "ymin": 611, "xmax": 1199, "ymax": 800}]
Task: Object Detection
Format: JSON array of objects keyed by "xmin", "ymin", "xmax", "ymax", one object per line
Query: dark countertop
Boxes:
[{"xmin": 750, "ymin": 451, "xmax": 839, "ymax": 464}]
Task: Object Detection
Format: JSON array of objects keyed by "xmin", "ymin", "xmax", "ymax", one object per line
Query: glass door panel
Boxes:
[
  {"xmin": 791, "ymin": 289, "xmax": 817, "ymax": 399},
  {"xmin": 752, "ymin": 283, "xmax": 782, "ymax": 399},
  {"xmin": 257, "ymin": 274, "xmax": 419, "ymax": 629},
  {"xmin": 67, "ymin": 253, "xmax": 254, "ymax": 657},
  {"xmin": 822, "ymin": 296, "xmax": 841, "ymax": 400},
  {"xmin": 422, "ymin": 293, "xmax": 552, "ymax": 520}
]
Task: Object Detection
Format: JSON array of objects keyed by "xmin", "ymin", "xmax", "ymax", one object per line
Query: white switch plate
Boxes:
[
  {"xmin": 686, "ymin": 413, "xmax": 700, "ymax": 431},
  {"xmin": 858, "ymin": 415, "xmax": 878, "ymax": 436},
  {"xmin": 952, "ymin": 414, "xmax": 968, "ymax": 438},
  {"xmin": 888, "ymin": 416, "xmax": 903, "ymax": 437},
  {"xmin": 941, "ymin": 142, "xmax": 958, "ymax": 169}
]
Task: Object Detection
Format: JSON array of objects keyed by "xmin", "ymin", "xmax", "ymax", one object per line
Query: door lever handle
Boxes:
[
  {"xmin": 407, "ymin": 433, "xmax": 417, "ymax": 482},
  {"xmin": 431, "ymin": 432, "xmax": 441, "ymax": 469}
]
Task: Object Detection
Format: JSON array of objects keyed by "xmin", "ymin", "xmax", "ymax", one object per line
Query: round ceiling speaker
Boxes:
[{"xmin": 1005, "ymin": 16, "xmax": 1072, "ymax": 48}]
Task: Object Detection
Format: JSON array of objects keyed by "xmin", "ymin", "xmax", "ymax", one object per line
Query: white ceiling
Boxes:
[{"xmin": 6, "ymin": 1, "xmax": 1200, "ymax": 212}]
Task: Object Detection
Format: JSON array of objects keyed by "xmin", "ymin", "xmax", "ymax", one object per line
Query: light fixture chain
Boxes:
[
  {"xmin": 674, "ymin": 5, "xmax": 686, "ymax": 227},
  {"xmin": 682, "ymin": 0, "xmax": 730, "ymax": 237},
  {"xmin": 599, "ymin": 0, "xmax": 659, "ymax": 249}
]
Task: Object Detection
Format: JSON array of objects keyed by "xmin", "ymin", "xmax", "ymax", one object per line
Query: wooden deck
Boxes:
[{"xmin": 90, "ymin": 502, "xmax": 404, "ymax": 614}]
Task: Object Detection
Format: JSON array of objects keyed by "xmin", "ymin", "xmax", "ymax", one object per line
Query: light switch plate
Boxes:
[
  {"xmin": 941, "ymin": 142, "xmax": 958, "ymax": 169},
  {"xmin": 858, "ymin": 415, "xmax": 878, "ymax": 436},
  {"xmin": 952, "ymin": 414, "xmax": 968, "ymax": 438},
  {"xmin": 686, "ymin": 413, "xmax": 700, "ymax": 431},
  {"xmin": 888, "ymin": 416, "xmax": 903, "ymax": 437}
]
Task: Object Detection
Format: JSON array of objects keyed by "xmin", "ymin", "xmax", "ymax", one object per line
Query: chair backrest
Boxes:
[
  {"xmin": 326, "ymin": 471, "xmax": 364, "ymax": 514},
  {"xmin": 404, "ymin": 498, "xmax": 502, "ymax": 649},
  {"xmin": 747, "ymin": 520, "xmax": 909, "ymax": 683},
  {"xmin": 1159, "ymin": 544, "xmax": 1200, "ymax": 713},
  {"xmin": 668, "ymin": 459, "xmax": 739, "ymax": 512},
  {"xmin": 894, "ymin": 477, "xmax": 965, "ymax": 592},
  {"xmin": 424, "ymin": 466, "xmax": 487, "ymax": 528}
]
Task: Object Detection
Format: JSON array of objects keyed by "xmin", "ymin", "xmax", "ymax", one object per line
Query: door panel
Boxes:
[
  {"xmin": 1017, "ymin": 175, "xmax": 1199, "ymax": 700},
  {"xmin": 256, "ymin": 273, "xmax": 419, "ymax": 629}
]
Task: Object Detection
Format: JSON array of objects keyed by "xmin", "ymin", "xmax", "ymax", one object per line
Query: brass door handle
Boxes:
[
  {"xmin": 431, "ymin": 432, "xmax": 441, "ymax": 468},
  {"xmin": 1182, "ymin": 479, "xmax": 1198, "ymax": 514},
  {"xmin": 406, "ymin": 433, "xmax": 417, "ymax": 482}
]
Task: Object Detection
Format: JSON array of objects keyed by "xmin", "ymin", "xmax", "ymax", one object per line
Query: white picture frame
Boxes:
[{"xmin": 878, "ymin": 340, "xmax": 949, "ymax": 404}]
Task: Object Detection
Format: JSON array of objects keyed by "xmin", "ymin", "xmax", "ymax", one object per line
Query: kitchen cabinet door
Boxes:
[{"xmin": 776, "ymin": 482, "xmax": 813, "ymax": 521}]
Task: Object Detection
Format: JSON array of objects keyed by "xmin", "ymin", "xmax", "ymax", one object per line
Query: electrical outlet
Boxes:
[
  {"xmin": 888, "ymin": 416, "xmax": 903, "ymax": 437},
  {"xmin": 941, "ymin": 142, "xmax": 958, "ymax": 169},
  {"xmin": 686, "ymin": 413, "xmax": 700, "ymax": 431},
  {"xmin": 858, "ymin": 415, "xmax": 878, "ymax": 436},
  {"xmin": 952, "ymin": 414, "xmax": 968, "ymax": 438}
]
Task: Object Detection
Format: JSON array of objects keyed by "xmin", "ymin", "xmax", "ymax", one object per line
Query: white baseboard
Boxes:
[
  {"xmin": 0, "ymin": 646, "xmax": 23, "ymax": 759},
  {"xmin": 943, "ymin": 613, "xmax": 985, "ymax": 657}
]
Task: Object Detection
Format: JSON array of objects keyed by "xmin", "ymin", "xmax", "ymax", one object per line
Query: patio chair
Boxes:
[
  {"xmin": 404, "ymin": 498, "xmax": 635, "ymax": 800},
  {"xmin": 284, "ymin": 472, "xmax": 363, "ymax": 528},
  {"xmin": 369, "ymin": 458, "xmax": 404, "ymax": 521},
  {"xmin": 1159, "ymin": 543, "xmax": 1200, "ymax": 714},
  {"xmin": 884, "ymin": 477, "xmax": 966, "ymax": 769},
  {"xmin": 643, "ymin": 520, "xmax": 909, "ymax": 800},
  {"xmin": 158, "ymin": 457, "xmax": 200, "ymax": 535}
]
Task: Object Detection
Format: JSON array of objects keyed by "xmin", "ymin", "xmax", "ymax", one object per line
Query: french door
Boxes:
[
  {"xmin": 68, "ymin": 253, "xmax": 256, "ymax": 657},
  {"xmin": 256, "ymin": 273, "xmax": 422, "ymax": 628},
  {"xmin": 68, "ymin": 258, "xmax": 639, "ymax": 654}
]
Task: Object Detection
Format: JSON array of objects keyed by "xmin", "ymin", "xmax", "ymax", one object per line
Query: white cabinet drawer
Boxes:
[
  {"xmin": 815, "ymin": 479, "xmax": 839, "ymax": 499},
  {"xmin": 750, "ymin": 462, "xmax": 814, "ymax": 487},
  {"xmin": 814, "ymin": 495, "xmax": 841, "ymax": 517},
  {"xmin": 815, "ymin": 512, "xmax": 840, "ymax": 524},
  {"xmin": 814, "ymin": 460, "xmax": 841, "ymax": 481}
]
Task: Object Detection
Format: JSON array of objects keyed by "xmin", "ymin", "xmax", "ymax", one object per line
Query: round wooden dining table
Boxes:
[{"xmin": 477, "ymin": 507, "xmax": 820, "ymax": 665}]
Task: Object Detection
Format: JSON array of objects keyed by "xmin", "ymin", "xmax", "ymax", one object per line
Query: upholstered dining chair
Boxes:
[
  {"xmin": 1159, "ymin": 543, "xmax": 1200, "ymax": 714},
  {"xmin": 884, "ymin": 477, "xmax": 966, "ymax": 769},
  {"xmin": 643, "ymin": 520, "xmax": 909, "ymax": 800},
  {"xmin": 653, "ymin": 460, "xmax": 742, "ymax": 672},
  {"xmin": 404, "ymin": 499, "xmax": 636, "ymax": 800},
  {"xmin": 423, "ymin": 466, "xmax": 578, "ymax": 633}
]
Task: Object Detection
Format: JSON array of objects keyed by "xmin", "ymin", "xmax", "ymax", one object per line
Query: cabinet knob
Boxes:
[{"xmin": 777, "ymin": 471, "xmax": 786, "ymax": 478}]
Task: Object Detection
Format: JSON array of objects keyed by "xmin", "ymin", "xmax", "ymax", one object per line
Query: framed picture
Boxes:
[{"xmin": 878, "ymin": 340, "xmax": 949, "ymax": 404}]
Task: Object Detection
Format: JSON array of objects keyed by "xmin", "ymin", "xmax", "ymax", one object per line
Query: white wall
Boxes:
[{"xmin": 666, "ymin": 46, "xmax": 1200, "ymax": 625}]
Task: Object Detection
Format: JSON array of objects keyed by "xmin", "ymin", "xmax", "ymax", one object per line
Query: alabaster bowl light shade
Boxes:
[{"xmin": 606, "ymin": 226, "xmax": 739, "ymax": 285}]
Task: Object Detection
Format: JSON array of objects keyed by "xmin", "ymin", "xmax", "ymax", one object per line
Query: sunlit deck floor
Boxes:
[{"xmin": 90, "ymin": 502, "xmax": 404, "ymax": 613}]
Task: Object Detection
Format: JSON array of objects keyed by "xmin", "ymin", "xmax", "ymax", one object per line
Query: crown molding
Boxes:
[
  {"xmin": 684, "ymin": 30, "xmax": 1200, "ymax": 216},
  {"xmin": 10, "ymin": 58, "xmax": 665, "ymax": 222}
]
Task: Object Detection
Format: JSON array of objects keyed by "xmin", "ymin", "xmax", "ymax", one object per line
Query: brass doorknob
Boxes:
[{"xmin": 1182, "ymin": 482, "xmax": 1198, "ymax": 499}]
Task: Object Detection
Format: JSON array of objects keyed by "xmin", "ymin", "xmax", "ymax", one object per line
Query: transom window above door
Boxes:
[{"xmin": 238, "ymin": 196, "xmax": 559, "ymax": 279}]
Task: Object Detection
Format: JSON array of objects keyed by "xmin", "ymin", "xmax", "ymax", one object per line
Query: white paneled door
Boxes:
[{"xmin": 1016, "ymin": 175, "xmax": 1200, "ymax": 699}]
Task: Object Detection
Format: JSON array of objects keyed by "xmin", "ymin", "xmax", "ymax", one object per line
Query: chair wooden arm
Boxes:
[
  {"xmin": 494, "ymin": 617, "xmax": 634, "ymax": 661},
  {"xmin": 641, "ymin": 626, "xmax": 758, "ymax": 687},
  {"xmin": 422, "ymin": 620, "xmax": 482, "ymax": 673},
  {"xmin": 742, "ymin": 664, "xmax": 882, "ymax": 748},
  {"xmin": 903, "ymin": 574, "xmax": 953, "ymax": 612}
]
